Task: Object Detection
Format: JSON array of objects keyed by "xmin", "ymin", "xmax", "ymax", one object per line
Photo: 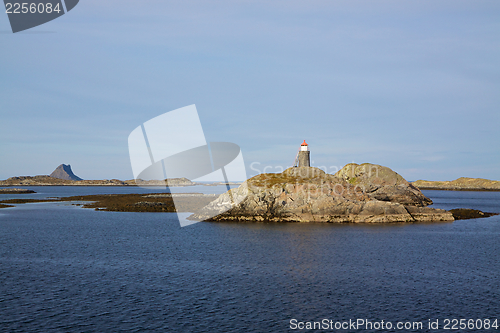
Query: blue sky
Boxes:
[{"xmin": 1, "ymin": 0, "xmax": 499, "ymax": 181}]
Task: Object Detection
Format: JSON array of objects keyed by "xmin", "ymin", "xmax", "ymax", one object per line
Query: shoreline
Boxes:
[
  {"xmin": 0, "ymin": 192, "xmax": 496, "ymax": 221},
  {"xmin": 0, "ymin": 183, "xmax": 241, "ymax": 187},
  {"xmin": 0, "ymin": 184, "xmax": 497, "ymax": 191}
]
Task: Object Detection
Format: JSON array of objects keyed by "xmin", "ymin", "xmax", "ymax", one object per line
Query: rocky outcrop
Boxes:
[
  {"xmin": 50, "ymin": 164, "xmax": 83, "ymax": 181},
  {"xmin": 412, "ymin": 178, "xmax": 500, "ymax": 191},
  {"xmin": 449, "ymin": 208, "xmax": 499, "ymax": 220},
  {"xmin": 0, "ymin": 175, "xmax": 74, "ymax": 186},
  {"xmin": 335, "ymin": 163, "xmax": 433, "ymax": 206},
  {"xmin": 190, "ymin": 164, "xmax": 454, "ymax": 223},
  {"xmin": 0, "ymin": 188, "xmax": 36, "ymax": 194}
]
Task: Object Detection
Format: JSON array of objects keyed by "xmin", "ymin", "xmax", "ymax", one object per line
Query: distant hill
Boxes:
[
  {"xmin": 412, "ymin": 177, "xmax": 500, "ymax": 191},
  {"xmin": 0, "ymin": 164, "xmax": 198, "ymax": 186},
  {"xmin": 50, "ymin": 164, "xmax": 83, "ymax": 181}
]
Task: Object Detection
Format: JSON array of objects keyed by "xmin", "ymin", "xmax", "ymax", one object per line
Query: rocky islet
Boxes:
[{"xmin": 190, "ymin": 164, "xmax": 455, "ymax": 223}]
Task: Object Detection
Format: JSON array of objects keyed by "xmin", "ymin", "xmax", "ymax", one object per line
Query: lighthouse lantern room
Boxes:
[{"xmin": 300, "ymin": 140, "xmax": 308, "ymax": 151}]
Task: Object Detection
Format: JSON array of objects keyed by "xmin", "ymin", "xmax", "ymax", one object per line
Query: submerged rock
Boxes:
[
  {"xmin": 190, "ymin": 164, "xmax": 454, "ymax": 223},
  {"xmin": 449, "ymin": 208, "xmax": 499, "ymax": 220}
]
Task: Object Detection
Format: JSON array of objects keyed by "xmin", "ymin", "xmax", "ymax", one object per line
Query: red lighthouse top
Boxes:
[{"xmin": 301, "ymin": 140, "xmax": 308, "ymax": 146}]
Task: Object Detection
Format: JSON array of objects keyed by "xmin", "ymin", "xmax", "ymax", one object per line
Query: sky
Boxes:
[{"xmin": 1, "ymin": 0, "xmax": 499, "ymax": 181}]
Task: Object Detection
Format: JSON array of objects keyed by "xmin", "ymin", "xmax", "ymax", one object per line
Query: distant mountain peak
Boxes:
[{"xmin": 49, "ymin": 164, "xmax": 83, "ymax": 181}]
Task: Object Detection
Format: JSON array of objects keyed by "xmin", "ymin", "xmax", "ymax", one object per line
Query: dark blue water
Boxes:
[
  {"xmin": 423, "ymin": 190, "xmax": 500, "ymax": 213},
  {"xmin": 1, "ymin": 189, "xmax": 499, "ymax": 332}
]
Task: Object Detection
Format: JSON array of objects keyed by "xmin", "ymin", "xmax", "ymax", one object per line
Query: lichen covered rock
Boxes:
[{"xmin": 190, "ymin": 164, "xmax": 453, "ymax": 223}]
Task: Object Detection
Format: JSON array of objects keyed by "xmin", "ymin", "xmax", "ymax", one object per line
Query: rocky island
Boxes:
[
  {"xmin": 412, "ymin": 178, "xmax": 500, "ymax": 191},
  {"xmin": 190, "ymin": 163, "xmax": 455, "ymax": 223}
]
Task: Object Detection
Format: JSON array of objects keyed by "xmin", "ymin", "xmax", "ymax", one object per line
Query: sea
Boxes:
[{"xmin": 0, "ymin": 186, "xmax": 499, "ymax": 333}]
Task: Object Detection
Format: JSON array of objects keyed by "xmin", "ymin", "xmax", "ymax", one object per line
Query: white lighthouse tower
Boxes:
[{"xmin": 293, "ymin": 140, "xmax": 310, "ymax": 167}]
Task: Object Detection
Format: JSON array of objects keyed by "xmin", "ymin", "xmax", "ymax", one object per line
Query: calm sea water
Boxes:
[{"xmin": 0, "ymin": 187, "xmax": 499, "ymax": 332}]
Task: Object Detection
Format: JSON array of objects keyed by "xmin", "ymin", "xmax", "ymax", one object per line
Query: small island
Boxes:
[
  {"xmin": 0, "ymin": 188, "xmax": 36, "ymax": 194},
  {"xmin": 190, "ymin": 163, "xmax": 456, "ymax": 223},
  {"xmin": 412, "ymin": 178, "xmax": 500, "ymax": 191}
]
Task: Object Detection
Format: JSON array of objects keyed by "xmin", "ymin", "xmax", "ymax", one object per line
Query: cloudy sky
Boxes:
[{"xmin": 1, "ymin": 0, "xmax": 499, "ymax": 181}]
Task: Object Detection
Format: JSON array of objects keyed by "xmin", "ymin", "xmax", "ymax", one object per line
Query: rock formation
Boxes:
[
  {"xmin": 0, "ymin": 175, "xmax": 75, "ymax": 185},
  {"xmin": 50, "ymin": 164, "xmax": 83, "ymax": 181},
  {"xmin": 0, "ymin": 188, "xmax": 36, "ymax": 194},
  {"xmin": 412, "ymin": 177, "xmax": 500, "ymax": 191},
  {"xmin": 449, "ymin": 208, "xmax": 499, "ymax": 220},
  {"xmin": 190, "ymin": 163, "xmax": 454, "ymax": 223}
]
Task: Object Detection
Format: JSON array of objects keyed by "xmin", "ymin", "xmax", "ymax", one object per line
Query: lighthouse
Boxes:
[{"xmin": 297, "ymin": 140, "xmax": 310, "ymax": 167}]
